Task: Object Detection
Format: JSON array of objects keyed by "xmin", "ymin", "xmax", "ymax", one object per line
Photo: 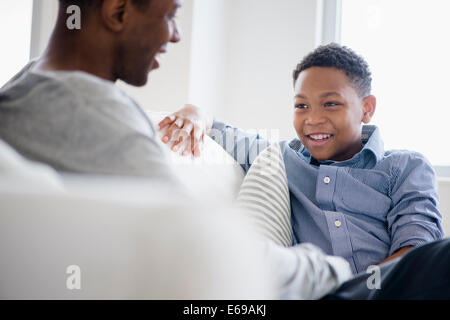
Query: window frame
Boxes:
[{"xmin": 30, "ymin": 0, "xmax": 43, "ymax": 59}]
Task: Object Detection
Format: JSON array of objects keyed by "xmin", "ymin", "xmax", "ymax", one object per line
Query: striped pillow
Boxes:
[{"xmin": 236, "ymin": 143, "xmax": 292, "ymax": 247}]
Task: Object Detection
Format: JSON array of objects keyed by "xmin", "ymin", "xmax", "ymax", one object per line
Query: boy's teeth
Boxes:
[{"xmin": 310, "ymin": 134, "xmax": 331, "ymax": 140}]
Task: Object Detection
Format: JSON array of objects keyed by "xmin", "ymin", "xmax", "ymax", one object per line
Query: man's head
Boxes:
[
  {"xmin": 292, "ymin": 43, "xmax": 376, "ymax": 162},
  {"xmin": 56, "ymin": 0, "xmax": 182, "ymax": 86}
]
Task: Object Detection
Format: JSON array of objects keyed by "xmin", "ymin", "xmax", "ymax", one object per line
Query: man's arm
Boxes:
[{"xmin": 263, "ymin": 241, "xmax": 353, "ymax": 299}]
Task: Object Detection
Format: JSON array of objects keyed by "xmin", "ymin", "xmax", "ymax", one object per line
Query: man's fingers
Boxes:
[
  {"xmin": 178, "ymin": 122, "xmax": 194, "ymax": 155},
  {"xmin": 158, "ymin": 114, "xmax": 176, "ymax": 129},
  {"xmin": 191, "ymin": 123, "xmax": 204, "ymax": 157},
  {"xmin": 171, "ymin": 122, "xmax": 193, "ymax": 153},
  {"xmin": 182, "ymin": 137, "xmax": 192, "ymax": 156},
  {"xmin": 161, "ymin": 118, "xmax": 184, "ymax": 144},
  {"xmin": 193, "ymin": 143, "xmax": 201, "ymax": 158},
  {"xmin": 182, "ymin": 121, "xmax": 194, "ymax": 135},
  {"xmin": 161, "ymin": 117, "xmax": 202, "ymax": 157}
]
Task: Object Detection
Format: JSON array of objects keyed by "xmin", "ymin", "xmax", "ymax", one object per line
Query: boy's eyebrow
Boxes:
[
  {"xmin": 294, "ymin": 92, "xmax": 343, "ymax": 99},
  {"xmin": 320, "ymin": 92, "xmax": 342, "ymax": 98}
]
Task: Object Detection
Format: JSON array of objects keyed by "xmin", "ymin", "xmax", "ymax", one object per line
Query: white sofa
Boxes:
[{"xmin": 0, "ymin": 133, "xmax": 275, "ymax": 299}]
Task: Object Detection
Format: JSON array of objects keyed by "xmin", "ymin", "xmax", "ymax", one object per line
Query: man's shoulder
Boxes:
[
  {"xmin": 32, "ymin": 69, "xmax": 122, "ymax": 101},
  {"xmin": 2, "ymin": 65, "xmax": 127, "ymax": 104},
  {"xmin": 0, "ymin": 66, "xmax": 154, "ymax": 137},
  {"xmin": 0, "ymin": 67, "xmax": 141, "ymax": 121}
]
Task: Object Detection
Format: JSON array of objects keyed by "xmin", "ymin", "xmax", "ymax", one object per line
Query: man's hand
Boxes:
[{"xmin": 158, "ymin": 104, "xmax": 213, "ymax": 157}]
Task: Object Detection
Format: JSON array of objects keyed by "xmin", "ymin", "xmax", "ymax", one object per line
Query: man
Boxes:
[{"xmin": 0, "ymin": 0, "xmax": 185, "ymax": 181}]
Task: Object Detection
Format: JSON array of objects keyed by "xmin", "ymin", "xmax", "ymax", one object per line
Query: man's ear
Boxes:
[
  {"xmin": 101, "ymin": 0, "xmax": 129, "ymax": 32},
  {"xmin": 362, "ymin": 95, "xmax": 376, "ymax": 124}
]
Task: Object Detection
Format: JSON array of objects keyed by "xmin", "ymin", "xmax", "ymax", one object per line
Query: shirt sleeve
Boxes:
[
  {"xmin": 387, "ymin": 152, "xmax": 444, "ymax": 256},
  {"xmin": 209, "ymin": 119, "xmax": 271, "ymax": 172},
  {"xmin": 263, "ymin": 241, "xmax": 352, "ymax": 299}
]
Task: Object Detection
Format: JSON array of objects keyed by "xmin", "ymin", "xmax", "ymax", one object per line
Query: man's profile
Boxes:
[{"xmin": 0, "ymin": 0, "xmax": 183, "ymax": 180}]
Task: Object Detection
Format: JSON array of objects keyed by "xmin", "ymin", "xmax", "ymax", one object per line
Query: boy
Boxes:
[{"xmin": 159, "ymin": 43, "xmax": 443, "ymax": 274}]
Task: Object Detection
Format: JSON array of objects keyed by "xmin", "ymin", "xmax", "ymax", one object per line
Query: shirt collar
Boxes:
[
  {"xmin": 361, "ymin": 125, "xmax": 384, "ymax": 163},
  {"xmin": 291, "ymin": 125, "xmax": 384, "ymax": 165}
]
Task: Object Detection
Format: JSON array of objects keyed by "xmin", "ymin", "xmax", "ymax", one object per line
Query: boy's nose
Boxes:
[{"xmin": 305, "ymin": 110, "xmax": 327, "ymax": 125}]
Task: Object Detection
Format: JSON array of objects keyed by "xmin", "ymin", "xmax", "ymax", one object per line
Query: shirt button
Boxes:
[
  {"xmin": 323, "ymin": 176, "xmax": 331, "ymax": 184},
  {"xmin": 334, "ymin": 220, "xmax": 342, "ymax": 228}
]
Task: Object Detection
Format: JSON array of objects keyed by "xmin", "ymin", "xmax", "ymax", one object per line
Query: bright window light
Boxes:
[
  {"xmin": 0, "ymin": 0, "xmax": 33, "ymax": 87},
  {"xmin": 341, "ymin": 0, "xmax": 450, "ymax": 166}
]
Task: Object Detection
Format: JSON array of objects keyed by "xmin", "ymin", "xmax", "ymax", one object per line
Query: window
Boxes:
[
  {"xmin": 0, "ymin": 0, "xmax": 33, "ymax": 87},
  {"xmin": 340, "ymin": 0, "xmax": 450, "ymax": 167}
]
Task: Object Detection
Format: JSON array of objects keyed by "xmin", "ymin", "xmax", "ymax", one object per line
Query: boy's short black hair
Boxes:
[{"xmin": 293, "ymin": 43, "xmax": 372, "ymax": 97}]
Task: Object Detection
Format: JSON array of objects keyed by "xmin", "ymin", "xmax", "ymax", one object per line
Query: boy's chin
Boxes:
[
  {"xmin": 311, "ymin": 154, "xmax": 331, "ymax": 161},
  {"xmin": 309, "ymin": 149, "xmax": 336, "ymax": 162}
]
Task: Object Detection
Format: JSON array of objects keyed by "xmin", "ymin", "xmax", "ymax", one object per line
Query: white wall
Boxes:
[
  {"xmin": 30, "ymin": 0, "xmax": 58, "ymax": 59},
  {"xmin": 33, "ymin": 0, "xmax": 321, "ymax": 140},
  {"xmin": 189, "ymin": 0, "xmax": 320, "ymax": 140},
  {"xmin": 438, "ymin": 179, "xmax": 450, "ymax": 237}
]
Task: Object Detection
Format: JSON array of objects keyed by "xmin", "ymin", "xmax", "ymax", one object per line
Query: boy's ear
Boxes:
[
  {"xmin": 362, "ymin": 95, "xmax": 376, "ymax": 124},
  {"xmin": 101, "ymin": 0, "xmax": 129, "ymax": 32}
]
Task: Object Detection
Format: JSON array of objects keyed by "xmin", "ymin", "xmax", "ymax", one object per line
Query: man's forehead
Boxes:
[
  {"xmin": 174, "ymin": 0, "xmax": 183, "ymax": 9},
  {"xmin": 149, "ymin": 0, "xmax": 182, "ymax": 14},
  {"xmin": 159, "ymin": 0, "xmax": 182, "ymax": 11},
  {"xmin": 166, "ymin": 0, "xmax": 183, "ymax": 8}
]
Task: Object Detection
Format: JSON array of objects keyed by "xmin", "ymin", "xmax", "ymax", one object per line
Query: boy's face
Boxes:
[{"xmin": 293, "ymin": 67, "xmax": 376, "ymax": 162}]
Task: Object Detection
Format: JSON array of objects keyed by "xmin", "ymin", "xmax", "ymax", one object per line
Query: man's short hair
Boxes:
[
  {"xmin": 59, "ymin": 0, "xmax": 151, "ymax": 11},
  {"xmin": 293, "ymin": 43, "xmax": 372, "ymax": 97}
]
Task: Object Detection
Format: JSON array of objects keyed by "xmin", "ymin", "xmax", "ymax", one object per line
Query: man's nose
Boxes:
[{"xmin": 170, "ymin": 21, "xmax": 181, "ymax": 43}]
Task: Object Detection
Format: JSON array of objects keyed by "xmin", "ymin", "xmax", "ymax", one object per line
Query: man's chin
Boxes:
[{"xmin": 123, "ymin": 75, "xmax": 149, "ymax": 87}]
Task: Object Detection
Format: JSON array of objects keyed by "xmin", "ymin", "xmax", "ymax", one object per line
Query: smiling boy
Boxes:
[{"xmin": 160, "ymin": 43, "xmax": 443, "ymax": 274}]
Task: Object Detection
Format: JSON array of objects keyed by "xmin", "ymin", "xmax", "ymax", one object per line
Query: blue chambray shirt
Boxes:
[{"xmin": 211, "ymin": 121, "xmax": 444, "ymax": 274}]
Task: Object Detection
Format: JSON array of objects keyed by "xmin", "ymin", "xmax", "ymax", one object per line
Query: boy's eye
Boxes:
[
  {"xmin": 295, "ymin": 104, "xmax": 308, "ymax": 109},
  {"xmin": 324, "ymin": 102, "xmax": 340, "ymax": 107}
]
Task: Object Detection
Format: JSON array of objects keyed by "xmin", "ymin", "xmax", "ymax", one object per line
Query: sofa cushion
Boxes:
[{"xmin": 236, "ymin": 143, "xmax": 292, "ymax": 247}]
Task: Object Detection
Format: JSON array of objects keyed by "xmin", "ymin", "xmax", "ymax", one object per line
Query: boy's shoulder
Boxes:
[
  {"xmin": 279, "ymin": 139, "xmax": 303, "ymax": 153},
  {"xmin": 380, "ymin": 149, "xmax": 436, "ymax": 185},
  {"xmin": 382, "ymin": 149, "xmax": 432, "ymax": 167}
]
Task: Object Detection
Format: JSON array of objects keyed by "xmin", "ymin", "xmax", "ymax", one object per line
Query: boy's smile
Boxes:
[{"xmin": 293, "ymin": 67, "xmax": 376, "ymax": 162}]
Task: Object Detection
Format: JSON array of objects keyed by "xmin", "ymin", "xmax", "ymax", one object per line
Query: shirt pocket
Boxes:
[{"xmin": 337, "ymin": 170, "xmax": 392, "ymax": 221}]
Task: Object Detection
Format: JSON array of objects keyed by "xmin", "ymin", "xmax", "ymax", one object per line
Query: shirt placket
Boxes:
[{"xmin": 316, "ymin": 166, "xmax": 354, "ymax": 263}]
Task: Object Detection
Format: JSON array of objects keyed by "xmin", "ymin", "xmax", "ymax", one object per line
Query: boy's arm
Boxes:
[
  {"xmin": 209, "ymin": 119, "xmax": 271, "ymax": 172},
  {"xmin": 386, "ymin": 152, "xmax": 444, "ymax": 258},
  {"xmin": 379, "ymin": 246, "xmax": 414, "ymax": 265}
]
